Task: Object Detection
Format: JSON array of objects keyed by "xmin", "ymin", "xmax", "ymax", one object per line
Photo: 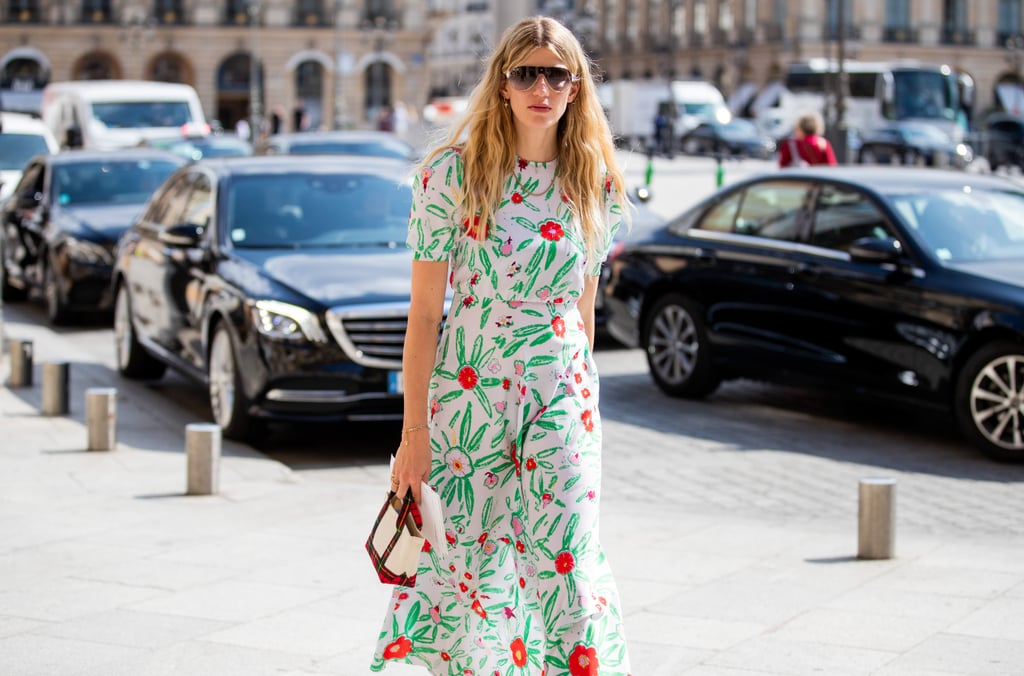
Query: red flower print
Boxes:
[
  {"xmin": 555, "ymin": 551, "xmax": 576, "ymax": 575},
  {"xmin": 540, "ymin": 220, "xmax": 564, "ymax": 241},
  {"xmin": 519, "ymin": 576, "xmax": 526, "ymax": 588},
  {"xmin": 552, "ymin": 316, "xmax": 566, "ymax": 338},
  {"xmin": 510, "ymin": 637, "xmax": 528, "ymax": 667},
  {"xmin": 478, "ymin": 532, "xmax": 489, "ymax": 544},
  {"xmin": 562, "ymin": 192, "xmax": 570, "ymax": 203},
  {"xmin": 472, "ymin": 599, "xmax": 488, "ymax": 618},
  {"xmin": 441, "ymin": 652, "xmax": 451, "ymax": 661},
  {"xmin": 462, "ymin": 295, "xmax": 475, "ymax": 308},
  {"xmin": 502, "ymin": 377, "xmax": 511, "ymax": 390},
  {"xmin": 516, "ymin": 540, "xmax": 525, "ymax": 553},
  {"xmin": 581, "ymin": 409, "xmax": 594, "ymax": 432},
  {"xmin": 518, "ymin": 157, "xmax": 528, "ymax": 170},
  {"xmin": 512, "ymin": 192, "xmax": 523, "ymax": 204},
  {"xmin": 568, "ymin": 644, "xmax": 599, "ymax": 676},
  {"xmin": 525, "ymin": 457, "xmax": 537, "ymax": 471},
  {"xmin": 460, "ymin": 582, "xmax": 469, "ymax": 592},
  {"xmin": 581, "ymin": 387, "xmax": 591, "ymax": 398},
  {"xmin": 458, "ymin": 366, "xmax": 479, "ymax": 389},
  {"xmin": 604, "ymin": 177, "xmax": 612, "ymax": 193},
  {"xmin": 574, "ymin": 373, "xmax": 583, "ymax": 384},
  {"xmin": 541, "ymin": 492, "xmax": 552, "ymax": 506},
  {"xmin": 446, "ymin": 531, "xmax": 457, "ymax": 546},
  {"xmin": 384, "ymin": 635, "xmax": 413, "ymax": 660},
  {"xmin": 422, "ymin": 167, "xmax": 433, "ymax": 190}
]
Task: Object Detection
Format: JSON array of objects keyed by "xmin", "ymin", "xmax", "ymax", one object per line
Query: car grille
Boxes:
[{"xmin": 325, "ymin": 302, "xmax": 408, "ymax": 370}]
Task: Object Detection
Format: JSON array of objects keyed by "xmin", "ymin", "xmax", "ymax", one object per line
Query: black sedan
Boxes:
[
  {"xmin": 604, "ymin": 167, "xmax": 1024, "ymax": 462},
  {"xmin": 112, "ymin": 155, "xmax": 423, "ymax": 440},
  {"xmin": 856, "ymin": 122, "xmax": 973, "ymax": 169},
  {"xmin": 264, "ymin": 130, "xmax": 418, "ymax": 162},
  {"xmin": 0, "ymin": 149, "xmax": 185, "ymax": 324},
  {"xmin": 680, "ymin": 118, "xmax": 777, "ymax": 160}
]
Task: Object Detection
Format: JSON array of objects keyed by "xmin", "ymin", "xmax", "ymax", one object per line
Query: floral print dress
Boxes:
[{"xmin": 370, "ymin": 148, "xmax": 631, "ymax": 676}]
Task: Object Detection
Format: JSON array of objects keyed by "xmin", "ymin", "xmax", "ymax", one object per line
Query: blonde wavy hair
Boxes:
[{"xmin": 418, "ymin": 15, "xmax": 629, "ymax": 263}]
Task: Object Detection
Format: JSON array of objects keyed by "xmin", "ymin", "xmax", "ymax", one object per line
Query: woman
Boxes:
[
  {"xmin": 778, "ymin": 110, "xmax": 837, "ymax": 167},
  {"xmin": 371, "ymin": 15, "xmax": 632, "ymax": 676}
]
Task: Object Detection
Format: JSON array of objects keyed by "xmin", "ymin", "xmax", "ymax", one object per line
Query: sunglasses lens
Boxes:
[{"xmin": 509, "ymin": 67, "xmax": 573, "ymax": 91}]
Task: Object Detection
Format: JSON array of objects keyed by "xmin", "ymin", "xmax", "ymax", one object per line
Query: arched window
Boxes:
[
  {"xmin": 73, "ymin": 51, "xmax": 120, "ymax": 80},
  {"xmin": 295, "ymin": 60, "xmax": 324, "ymax": 129},
  {"xmin": 149, "ymin": 52, "xmax": 191, "ymax": 85}
]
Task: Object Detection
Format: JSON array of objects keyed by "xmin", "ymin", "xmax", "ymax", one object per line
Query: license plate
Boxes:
[{"xmin": 388, "ymin": 371, "xmax": 404, "ymax": 394}]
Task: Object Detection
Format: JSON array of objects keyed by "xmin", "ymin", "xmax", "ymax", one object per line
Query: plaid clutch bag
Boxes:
[{"xmin": 365, "ymin": 490, "xmax": 426, "ymax": 586}]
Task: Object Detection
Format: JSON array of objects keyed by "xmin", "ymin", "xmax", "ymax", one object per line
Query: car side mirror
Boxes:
[
  {"xmin": 849, "ymin": 236, "xmax": 903, "ymax": 264},
  {"xmin": 159, "ymin": 223, "xmax": 204, "ymax": 247},
  {"xmin": 633, "ymin": 186, "xmax": 652, "ymax": 203}
]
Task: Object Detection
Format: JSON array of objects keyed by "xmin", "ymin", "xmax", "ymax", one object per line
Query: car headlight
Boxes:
[
  {"xmin": 251, "ymin": 300, "xmax": 327, "ymax": 343},
  {"xmin": 65, "ymin": 237, "xmax": 113, "ymax": 265}
]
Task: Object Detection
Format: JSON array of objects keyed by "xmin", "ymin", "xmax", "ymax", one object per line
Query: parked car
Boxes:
[
  {"xmin": 604, "ymin": 166, "xmax": 1024, "ymax": 462},
  {"xmin": 111, "ymin": 155, "xmax": 425, "ymax": 439},
  {"xmin": 264, "ymin": 130, "xmax": 418, "ymax": 161},
  {"xmin": 856, "ymin": 122, "xmax": 973, "ymax": 169},
  {"xmin": 0, "ymin": 148, "xmax": 184, "ymax": 323},
  {"xmin": 140, "ymin": 132, "xmax": 253, "ymax": 161},
  {"xmin": 0, "ymin": 111, "xmax": 59, "ymax": 202},
  {"xmin": 976, "ymin": 112, "xmax": 1024, "ymax": 172},
  {"xmin": 679, "ymin": 118, "xmax": 777, "ymax": 159}
]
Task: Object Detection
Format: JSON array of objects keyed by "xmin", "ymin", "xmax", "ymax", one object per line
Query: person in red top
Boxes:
[{"xmin": 778, "ymin": 111, "xmax": 838, "ymax": 167}]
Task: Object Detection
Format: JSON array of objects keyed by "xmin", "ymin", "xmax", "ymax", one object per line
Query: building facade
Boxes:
[{"xmin": 1, "ymin": 0, "xmax": 1022, "ymax": 134}]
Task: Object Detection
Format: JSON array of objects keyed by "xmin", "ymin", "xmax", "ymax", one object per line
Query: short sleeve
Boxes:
[
  {"xmin": 587, "ymin": 172, "xmax": 624, "ymax": 277},
  {"xmin": 406, "ymin": 148, "xmax": 463, "ymax": 262}
]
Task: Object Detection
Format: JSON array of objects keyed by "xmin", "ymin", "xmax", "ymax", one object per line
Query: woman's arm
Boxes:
[
  {"xmin": 392, "ymin": 259, "xmax": 448, "ymax": 503},
  {"xmin": 578, "ymin": 274, "xmax": 599, "ymax": 351}
]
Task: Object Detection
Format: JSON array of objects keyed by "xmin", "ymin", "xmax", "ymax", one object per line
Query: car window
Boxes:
[
  {"xmin": 14, "ymin": 161, "xmax": 44, "ymax": 197},
  {"xmin": 227, "ymin": 172, "xmax": 412, "ymax": 248},
  {"xmin": 52, "ymin": 159, "xmax": 180, "ymax": 206},
  {"xmin": 699, "ymin": 181, "xmax": 811, "ymax": 241},
  {"xmin": 181, "ymin": 172, "xmax": 214, "ymax": 230},
  {"xmin": 809, "ymin": 186, "xmax": 894, "ymax": 253},
  {"xmin": 144, "ymin": 173, "xmax": 192, "ymax": 227},
  {"xmin": 0, "ymin": 133, "xmax": 51, "ymax": 170}
]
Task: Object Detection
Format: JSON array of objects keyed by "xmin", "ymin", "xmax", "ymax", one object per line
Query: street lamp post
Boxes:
[
  {"xmin": 248, "ymin": 0, "xmax": 262, "ymax": 141},
  {"xmin": 332, "ymin": 0, "xmax": 348, "ymax": 130}
]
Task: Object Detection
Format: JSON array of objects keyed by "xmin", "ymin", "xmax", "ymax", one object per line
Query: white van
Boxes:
[
  {"xmin": 40, "ymin": 80, "xmax": 208, "ymax": 151},
  {"xmin": 0, "ymin": 111, "xmax": 59, "ymax": 201}
]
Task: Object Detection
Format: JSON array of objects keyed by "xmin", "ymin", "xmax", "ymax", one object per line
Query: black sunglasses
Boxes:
[{"xmin": 505, "ymin": 66, "xmax": 579, "ymax": 92}]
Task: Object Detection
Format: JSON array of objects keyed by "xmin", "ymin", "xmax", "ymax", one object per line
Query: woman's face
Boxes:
[{"xmin": 501, "ymin": 47, "xmax": 579, "ymax": 137}]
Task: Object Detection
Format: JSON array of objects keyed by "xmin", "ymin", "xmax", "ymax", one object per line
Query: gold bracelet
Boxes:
[{"xmin": 404, "ymin": 423, "xmax": 429, "ymax": 434}]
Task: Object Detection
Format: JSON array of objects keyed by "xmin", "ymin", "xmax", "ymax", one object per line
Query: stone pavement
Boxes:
[{"xmin": 2, "ymin": 288, "xmax": 1024, "ymax": 675}]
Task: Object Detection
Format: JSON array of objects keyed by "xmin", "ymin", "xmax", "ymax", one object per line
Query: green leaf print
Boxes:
[
  {"xmin": 561, "ymin": 512, "xmax": 580, "ymax": 552},
  {"xmin": 502, "ymin": 338, "xmax": 527, "ymax": 358},
  {"xmin": 437, "ymin": 389, "xmax": 462, "ymax": 404},
  {"xmin": 425, "ymin": 203, "xmax": 449, "ymax": 220},
  {"xmin": 454, "ymin": 326, "xmax": 467, "ymax": 364},
  {"xmin": 526, "ymin": 354, "xmax": 557, "ymax": 368},
  {"xmin": 404, "ymin": 600, "xmax": 422, "ymax": 635},
  {"xmin": 544, "ymin": 242, "xmax": 557, "ymax": 270},
  {"xmin": 511, "ymin": 323, "xmax": 547, "ymax": 338}
]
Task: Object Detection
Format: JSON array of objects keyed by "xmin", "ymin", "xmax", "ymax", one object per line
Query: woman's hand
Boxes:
[{"xmin": 391, "ymin": 428, "xmax": 431, "ymax": 503}]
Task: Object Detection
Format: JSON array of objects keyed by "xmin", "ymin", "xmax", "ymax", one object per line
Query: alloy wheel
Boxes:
[
  {"xmin": 648, "ymin": 304, "xmax": 699, "ymax": 387},
  {"xmin": 969, "ymin": 354, "xmax": 1024, "ymax": 453}
]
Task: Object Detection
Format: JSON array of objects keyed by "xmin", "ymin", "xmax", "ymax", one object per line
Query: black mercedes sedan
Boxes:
[
  {"xmin": 0, "ymin": 149, "xmax": 185, "ymax": 324},
  {"xmin": 112, "ymin": 155, "xmax": 424, "ymax": 440},
  {"xmin": 604, "ymin": 167, "xmax": 1024, "ymax": 462}
]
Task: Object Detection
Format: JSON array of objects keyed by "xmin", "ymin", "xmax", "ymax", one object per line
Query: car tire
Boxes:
[
  {"xmin": 682, "ymin": 138, "xmax": 702, "ymax": 156},
  {"xmin": 208, "ymin": 322, "xmax": 253, "ymax": 440},
  {"xmin": 859, "ymin": 148, "xmax": 877, "ymax": 164},
  {"xmin": 44, "ymin": 258, "xmax": 74, "ymax": 326},
  {"xmin": 114, "ymin": 284, "xmax": 166, "ymax": 380},
  {"xmin": 642, "ymin": 293, "xmax": 720, "ymax": 399},
  {"xmin": 954, "ymin": 340, "xmax": 1024, "ymax": 463},
  {"xmin": 0, "ymin": 251, "xmax": 27, "ymax": 302}
]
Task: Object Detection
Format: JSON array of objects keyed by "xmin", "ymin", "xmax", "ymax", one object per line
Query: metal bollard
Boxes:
[
  {"xmin": 85, "ymin": 387, "xmax": 117, "ymax": 451},
  {"xmin": 858, "ymin": 477, "xmax": 897, "ymax": 560},
  {"xmin": 186, "ymin": 423, "xmax": 221, "ymax": 496},
  {"xmin": 41, "ymin": 361, "xmax": 70, "ymax": 416},
  {"xmin": 7, "ymin": 338, "xmax": 33, "ymax": 388}
]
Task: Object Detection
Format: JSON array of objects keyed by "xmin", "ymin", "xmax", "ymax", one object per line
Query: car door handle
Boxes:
[
  {"xmin": 694, "ymin": 248, "xmax": 716, "ymax": 265},
  {"xmin": 790, "ymin": 263, "xmax": 821, "ymax": 278}
]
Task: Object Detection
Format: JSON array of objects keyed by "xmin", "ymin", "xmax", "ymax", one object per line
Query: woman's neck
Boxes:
[{"xmin": 515, "ymin": 128, "xmax": 559, "ymax": 163}]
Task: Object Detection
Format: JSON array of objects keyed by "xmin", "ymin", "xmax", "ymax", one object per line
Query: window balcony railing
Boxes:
[
  {"xmin": 294, "ymin": 10, "xmax": 327, "ymax": 26},
  {"xmin": 155, "ymin": 10, "xmax": 185, "ymax": 25},
  {"xmin": 6, "ymin": 7, "xmax": 41, "ymax": 23},
  {"xmin": 824, "ymin": 25, "xmax": 862, "ymax": 41},
  {"xmin": 883, "ymin": 26, "xmax": 918, "ymax": 43},
  {"xmin": 763, "ymin": 23, "xmax": 784, "ymax": 42},
  {"xmin": 80, "ymin": 8, "xmax": 114, "ymax": 23},
  {"xmin": 942, "ymin": 28, "xmax": 975, "ymax": 45}
]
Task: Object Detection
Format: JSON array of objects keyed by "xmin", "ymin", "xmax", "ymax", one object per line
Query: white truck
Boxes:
[
  {"xmin": 601, "ymin": 78, "xmax": 728, "ymax": 150},
  {"xmin": 40, "ymin": 80, "xmax": 208, "ymax": 151}
]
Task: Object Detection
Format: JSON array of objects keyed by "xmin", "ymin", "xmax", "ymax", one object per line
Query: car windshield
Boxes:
[
  {"xmin": 0, "ymin": 133, "xmax": 50, "ymax": 170},
  {"xmin": 887, "ymin": 187, "xmax": 1024, "ymax": 263},
  {"xmin": 226, "ymin": 172, "xmax": 413, "ymax": 248},
  {"xmin": 285, "ymin": 140, "xmax": 413, "ymax": 160},
  {"xmin": 718, "ymin": 119, "xmax": 759, "ymax": 140},
  {"xmin": 53, "ymin": 159, "xmax": 181, "ymax": 206},
  {"xmin": 156, "ymin": 137, "xmax": 252, "ymax": 160},
  {"xmin": 90, "ymin": 101, "xmax": 192, "ymax": 128}
]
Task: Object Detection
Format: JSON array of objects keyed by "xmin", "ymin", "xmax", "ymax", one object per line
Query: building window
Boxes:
[
  {"xmin": 942, "ymin": 0, "xmax": 969, "ymax": 44},
  {"xmin": 80, "ymin": 0, "xmax": 111, "ymax": 23},
  {"xmin": 149, "ymin": 52, "xmax": 189, "ymax": 84},
  {"xmin": 363, "ymin": 0, "xmax": 395, "ymax": 27},
  {"xmin": 825, "ymin": 0, "xmax": 854, "ymax": 40},
  {"xmin": 295, "ymin": 0, "xmax": 325, "ymax": 26},
  {"xmin": 884, "ymin": 0, "xmax": 913, "ymax": 42},
  {"xmin": 998, "ymin": 0, "xmax": 1022, "ymax": 45},
  {"xmin": 154, "ymin": 0, "xmax": 184, "ymax": 25},
  {"xmin": 225, "ymin": 0, "xmax": 254, "ymax": 25},
  {"xmin": 6, "ymin": 0, "xmax": 40, "ymax": 23}
]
